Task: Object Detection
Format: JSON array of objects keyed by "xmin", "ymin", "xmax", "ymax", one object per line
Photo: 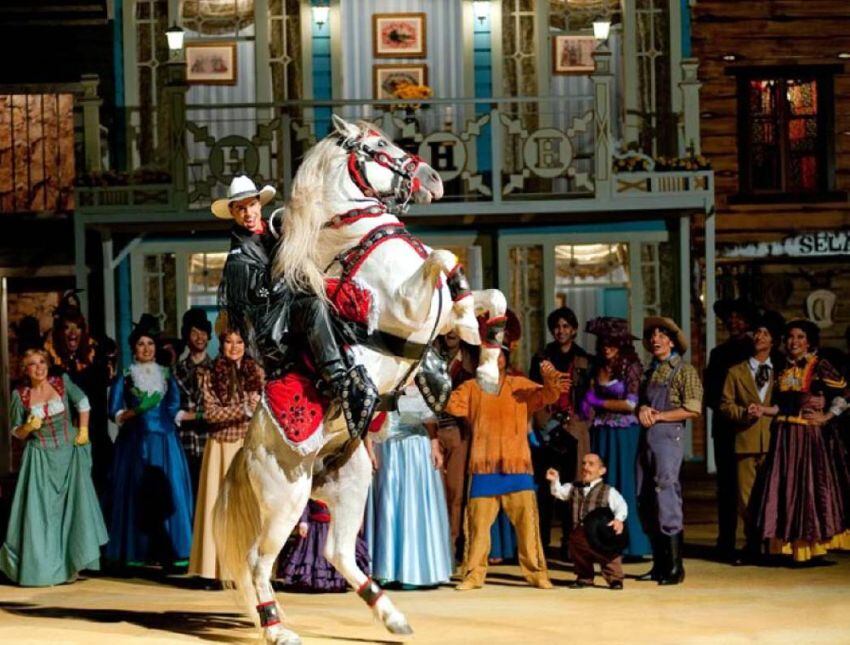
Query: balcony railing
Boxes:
[{"xmin": 75, "ymin": 49, "xmax": 711, "ymax": 216}]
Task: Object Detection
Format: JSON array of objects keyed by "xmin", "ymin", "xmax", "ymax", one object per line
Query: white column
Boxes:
[
  {"xmin": 621, "ymin": 0, "xmax": 640, "ymax": 145},
  {"xmin": 680, "ymin": 58, "xmax": 702, "ymax": 155},
  {"xmin": 705, "ymin": 205, "xmax": 717, "ymax": 473},
  {"xmin": 679, "ymin": 214, "xmax": 693, "ymax": 458},
  {"xmin": 80, "ymin": 75, "xmax": 103, "ymax": 172},
  {"xmin": 102, "ymin": 238, "xmax": 117, "ymax": 344},
  {"xmin": 592, "ymin": 45, "xmax": 614, "ymax": 203}
]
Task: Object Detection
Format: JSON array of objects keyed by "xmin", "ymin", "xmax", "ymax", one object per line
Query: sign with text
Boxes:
[{"xmin": 721, "ymin": 231, "xmax": 850, "ymax": 259}]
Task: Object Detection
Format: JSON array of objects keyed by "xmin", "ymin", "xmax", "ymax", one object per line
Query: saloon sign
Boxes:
[{"xmin": 721, "ymin": 231, "xmax": 850, "ymax": 259}]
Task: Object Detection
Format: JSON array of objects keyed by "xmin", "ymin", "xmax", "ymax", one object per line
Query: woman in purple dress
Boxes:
[
  {"xmin": 755, "ymin": 319, "xmax": 850, "ymax": 562},
  {"xmin": 277, "ymin": 499, "xmax": 370, "ymax": 592},
  {"xmin": 581, "ymin": 317, "xmax": 651, "ymax": 558}
]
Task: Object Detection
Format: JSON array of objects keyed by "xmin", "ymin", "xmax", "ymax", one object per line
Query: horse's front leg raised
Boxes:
[
  {"xmin": 472, "ymin": 289, "xmax": 507, "ymax": 393},
  {"xmin": 317, "ymin": 444, "xmax": 412, "ymax": 636}
]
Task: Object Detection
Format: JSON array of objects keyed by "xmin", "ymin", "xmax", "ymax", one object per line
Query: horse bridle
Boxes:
[{"xmin": 338, "ymin": 132, "xmax": 424, "ymax": 211}]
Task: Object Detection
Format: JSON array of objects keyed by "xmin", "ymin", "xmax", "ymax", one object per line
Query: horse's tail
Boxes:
[{"xmin": 213, "ymin": 446, "xmax": 261, "ymax": 621}]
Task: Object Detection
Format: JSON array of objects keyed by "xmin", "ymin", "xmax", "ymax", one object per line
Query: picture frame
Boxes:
[
  {"xmin": 185, "ymin": 41, "xmax": 238, "ymax": 85},
  {"xmin": 552, "ymin": 35, "xmax": 596, "ymax": 75},
  {"xmin": 373, "ymin": 63, "xmax": 429, "ymax": 101},
  {"xmin": 372, "ymin": 12, "xmax": 427, "ymax": 59}
]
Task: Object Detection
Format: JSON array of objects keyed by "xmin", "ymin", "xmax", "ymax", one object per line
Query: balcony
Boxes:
[{"xmin": 74, "ymin": 50, "xmax": 713, "ymax": 220}]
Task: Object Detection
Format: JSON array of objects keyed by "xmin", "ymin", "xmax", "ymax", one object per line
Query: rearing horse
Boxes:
[{"xmin": 213, "ymin": 115, "xmax": 507, "ymax": 645}]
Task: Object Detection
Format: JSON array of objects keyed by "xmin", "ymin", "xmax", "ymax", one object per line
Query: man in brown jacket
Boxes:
[{"xmin": 718, "ymin": 311, "xmax": 784, "ymax": 560}]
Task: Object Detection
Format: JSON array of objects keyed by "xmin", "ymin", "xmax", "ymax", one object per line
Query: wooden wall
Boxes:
[{"xmin": 691, "ymin": 1, "xmax": 850, "ymax": 233}]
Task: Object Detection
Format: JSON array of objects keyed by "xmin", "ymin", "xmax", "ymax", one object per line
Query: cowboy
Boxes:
[
  {"xmin": 636, "ymin": 316, "xmax": 702, "ymax": 586},
  {"xmin": 213, "ymin": 175, "xmax": 378, "ymax": 438}
]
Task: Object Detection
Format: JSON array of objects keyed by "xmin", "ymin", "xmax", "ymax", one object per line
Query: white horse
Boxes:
[{"xmin": 213, "ymin": 115, "xmax": 507, "ymax": 645}]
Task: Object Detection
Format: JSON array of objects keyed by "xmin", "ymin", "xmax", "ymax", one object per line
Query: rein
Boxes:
[
  {"xmin": 325, "ymin": 221, "xmax": 441, "ymax": 411},
  {"xmin": 337, "ymin": 132, "xmax": 423, "ymax": 211}
]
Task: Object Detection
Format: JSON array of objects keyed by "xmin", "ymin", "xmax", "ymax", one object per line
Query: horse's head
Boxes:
[{"xmin": 331, "ymin": 114, "xmax": 444, "ymax": 208}]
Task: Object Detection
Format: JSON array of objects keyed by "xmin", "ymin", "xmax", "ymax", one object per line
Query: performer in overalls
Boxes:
[{"xmin": 636, "ymin": 317, "xmax": 703, "ymax": 586}]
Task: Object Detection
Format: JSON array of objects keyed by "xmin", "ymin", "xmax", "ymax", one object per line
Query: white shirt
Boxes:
[
  {"xmin": 747, "ymin": 356, "xmax": 773, "ymax": 403},
  {"xmin": 550, "ymin": 477, "xmax": 628, "ymax": 521}
]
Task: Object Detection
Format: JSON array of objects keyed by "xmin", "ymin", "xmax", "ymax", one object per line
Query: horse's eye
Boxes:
[{"xmin": 377, "ymin": 140, "xmax": 386, "ymax": 148}]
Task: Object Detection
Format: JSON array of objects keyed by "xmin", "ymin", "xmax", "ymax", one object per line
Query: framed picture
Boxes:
[
  {"xmin": 373, "ymin": 12, "xmax": 427, "ymax": 59},
  {"xmin": 373, "ymin": 64, "xmax": 429, "ymax": 100},
  {"xmin": 185, "ymin": 41, "xmax": 238, "ymax": 85},
  {"xmin": 552, "ymin": 35, "xmax": 596, "ymax": 75}
]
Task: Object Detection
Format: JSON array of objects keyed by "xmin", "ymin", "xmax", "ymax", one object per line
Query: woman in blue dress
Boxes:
[
  {"xmin": 106, "ymin": 314, "xmax": 193, "ymax": 568},
  {"xmin": 581, "ymin": 317, "xmax": 651, "ymax": 558},
  {"xmin": 0, "ymin": 349, "xmax": 108, "ymax": 586},
  {"xmin": 365, "ymin": 386, "xmax": 452, "ymax": 588}
]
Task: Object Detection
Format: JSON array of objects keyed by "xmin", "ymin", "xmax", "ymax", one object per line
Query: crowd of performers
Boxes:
[{"xmin": 2, "ymin": 177, "xmax": 850, "ymax": 594}]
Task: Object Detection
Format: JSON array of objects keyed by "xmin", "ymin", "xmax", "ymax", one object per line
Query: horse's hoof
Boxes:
[
  {"xmin": 386, "ymin": 620, "xmax": 414, "ymax": 636},
  {"xmin": 271, "ymin": 629, "xmax": 302, "ymax": 645}
]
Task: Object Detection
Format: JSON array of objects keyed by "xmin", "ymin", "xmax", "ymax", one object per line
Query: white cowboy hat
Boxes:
[{"xmin": 211, "ymin": 175, "xmax": 276, "ymax": 219}]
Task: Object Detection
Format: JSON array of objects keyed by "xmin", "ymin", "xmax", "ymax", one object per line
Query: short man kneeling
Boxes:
[{"xmin": 547, "ymin": 453, "xmax": 628, "ymax": 590}]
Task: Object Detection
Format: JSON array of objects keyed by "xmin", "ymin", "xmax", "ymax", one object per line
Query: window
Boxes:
[{"xmin": 737, "ymin": 69, "xmax": 836, "ymax": 198}]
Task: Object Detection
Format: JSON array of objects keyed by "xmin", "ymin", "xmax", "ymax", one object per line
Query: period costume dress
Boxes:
[
  {"xmin": 757, "ymin": 354, "xmax": 850, "ymax": 561},
  {"xmin": 44, "ymin": 325, "xmax": 114, "ymax": 501},
  {"xmin": 189, "ymin": 356, "xmax": 264, "ymax": 579},
  {"xmin": 0, "ymin": 374, "xmax": 108, "ymax": 586},
  {"xmin": 277, "ymin": 499, "xmax": 370, "ymax": 592},
  {"xmin": 365, "ymin": 389, "xmax": 452, "ymax": 587},
  {"xmin": 583, "ymin": 358, "xmax": 651, "ymax": 557},
  {"xmin": 106, "ymin": 361, "xmax": 194, "ymax": 566}
]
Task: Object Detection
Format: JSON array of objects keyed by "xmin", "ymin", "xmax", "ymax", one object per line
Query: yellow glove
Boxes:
[
  {"xmin": 75, "ymin": 425, "xmax": 90, "ymax": 446},
  {"xmin": 16, "ymin": 415, "xmax": 42, "ymax": 439}
]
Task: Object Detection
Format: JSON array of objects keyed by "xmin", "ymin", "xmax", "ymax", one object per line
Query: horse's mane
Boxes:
[{"xmin": 273, "ymin": 121, "xmax": 380, "ymax": 299}]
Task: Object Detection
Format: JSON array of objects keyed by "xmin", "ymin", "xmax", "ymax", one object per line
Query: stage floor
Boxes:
[{"xmin": 1, "ymin": 551, "xmax": 850, "ymax": 644}]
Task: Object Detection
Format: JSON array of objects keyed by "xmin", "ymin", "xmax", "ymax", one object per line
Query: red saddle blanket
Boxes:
[
  {"xmin": 265, "ymin": 373, "xmax": 388, "ymax": 445},
  {"xmin": 265, "ymin": 373, "xmax": 325, "ymax": 444}
]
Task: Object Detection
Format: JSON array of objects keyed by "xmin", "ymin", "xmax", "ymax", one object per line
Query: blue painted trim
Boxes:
[
  {"xmin": 681, "ymin": 0, "xmax": 691, "ymax": 58},
  {"xmin": 311, "ymin": 0, "xmax": 333, "ymax": 136},
  {"xmin": 117, "ymin": 255, "xmax": 132, "ymax": 370},
  {"xmin": 113, "ymin": 0, "xmax": 127, "ymax": 170},
  {"xmin": 472, "ymin": 9, "xmax": 493, "ymax": 175}
]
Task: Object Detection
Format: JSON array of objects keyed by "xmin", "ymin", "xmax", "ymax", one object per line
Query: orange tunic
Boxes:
[{"xmin": 445, "ymin": 375, "xmax": 560, "ymax": 475}]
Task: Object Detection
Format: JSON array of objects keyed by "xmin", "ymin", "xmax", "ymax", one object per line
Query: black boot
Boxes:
[
  {"xmin": 321, "ymin": 361, "xmax": 379, "ymax": 439},
  {"xmin": 636, "ymin": 534, "xmax": 667, "ymax": 582},
  {"xmin": 658, "ymin": 532, "xmax": 685, "ymax": 585},
  {"xmin": 294, "ymin": 297, "xmax": 379, "ymax": 439}
]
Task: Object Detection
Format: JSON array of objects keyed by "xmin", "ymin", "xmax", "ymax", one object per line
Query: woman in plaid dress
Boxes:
[{"xmin": 189, "ymin": 325, "xmax": 264, "ymax": 581}]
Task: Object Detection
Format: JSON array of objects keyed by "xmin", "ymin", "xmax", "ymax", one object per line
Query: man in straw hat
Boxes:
[
  {"xmin": 636, "ymin": 316, "xmax": 702, "ymax": 586},
  {"xmin": 213, "ymin": 174, "xmax": 378, "ymax": 439}
]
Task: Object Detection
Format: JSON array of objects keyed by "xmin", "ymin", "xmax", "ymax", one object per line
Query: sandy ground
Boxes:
[
  {"xmin": 1, "ymin": 551, "xmax": 849, "ymax": 644},
  {"xmin": 1, "ymin": 479, "xmax": 849, "ymax": 644}
]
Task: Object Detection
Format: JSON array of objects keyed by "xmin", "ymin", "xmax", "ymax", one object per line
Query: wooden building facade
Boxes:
[{"xmin": 693, "ymin": 0, "xmax": 850, "ymax": 349}]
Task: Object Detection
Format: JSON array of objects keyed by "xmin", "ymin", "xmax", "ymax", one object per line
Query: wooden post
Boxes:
[
  {"xmin": 79, "ymin": 74, "xmax": 103, "ymax": 172},
  {"xmin": 162, "ymin": 60, "xmax": 189, "ymax": 210},
  {"xmin": 621, "ymin": 0, "xmax": 640, "ymax": 145},
  {"xmin": 592, "ymin": 44, "xmax": 614, "ymax": 202},
  {"xmin": 680, "ymin": 58, "xmax": 702, "ymax": 156}
]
